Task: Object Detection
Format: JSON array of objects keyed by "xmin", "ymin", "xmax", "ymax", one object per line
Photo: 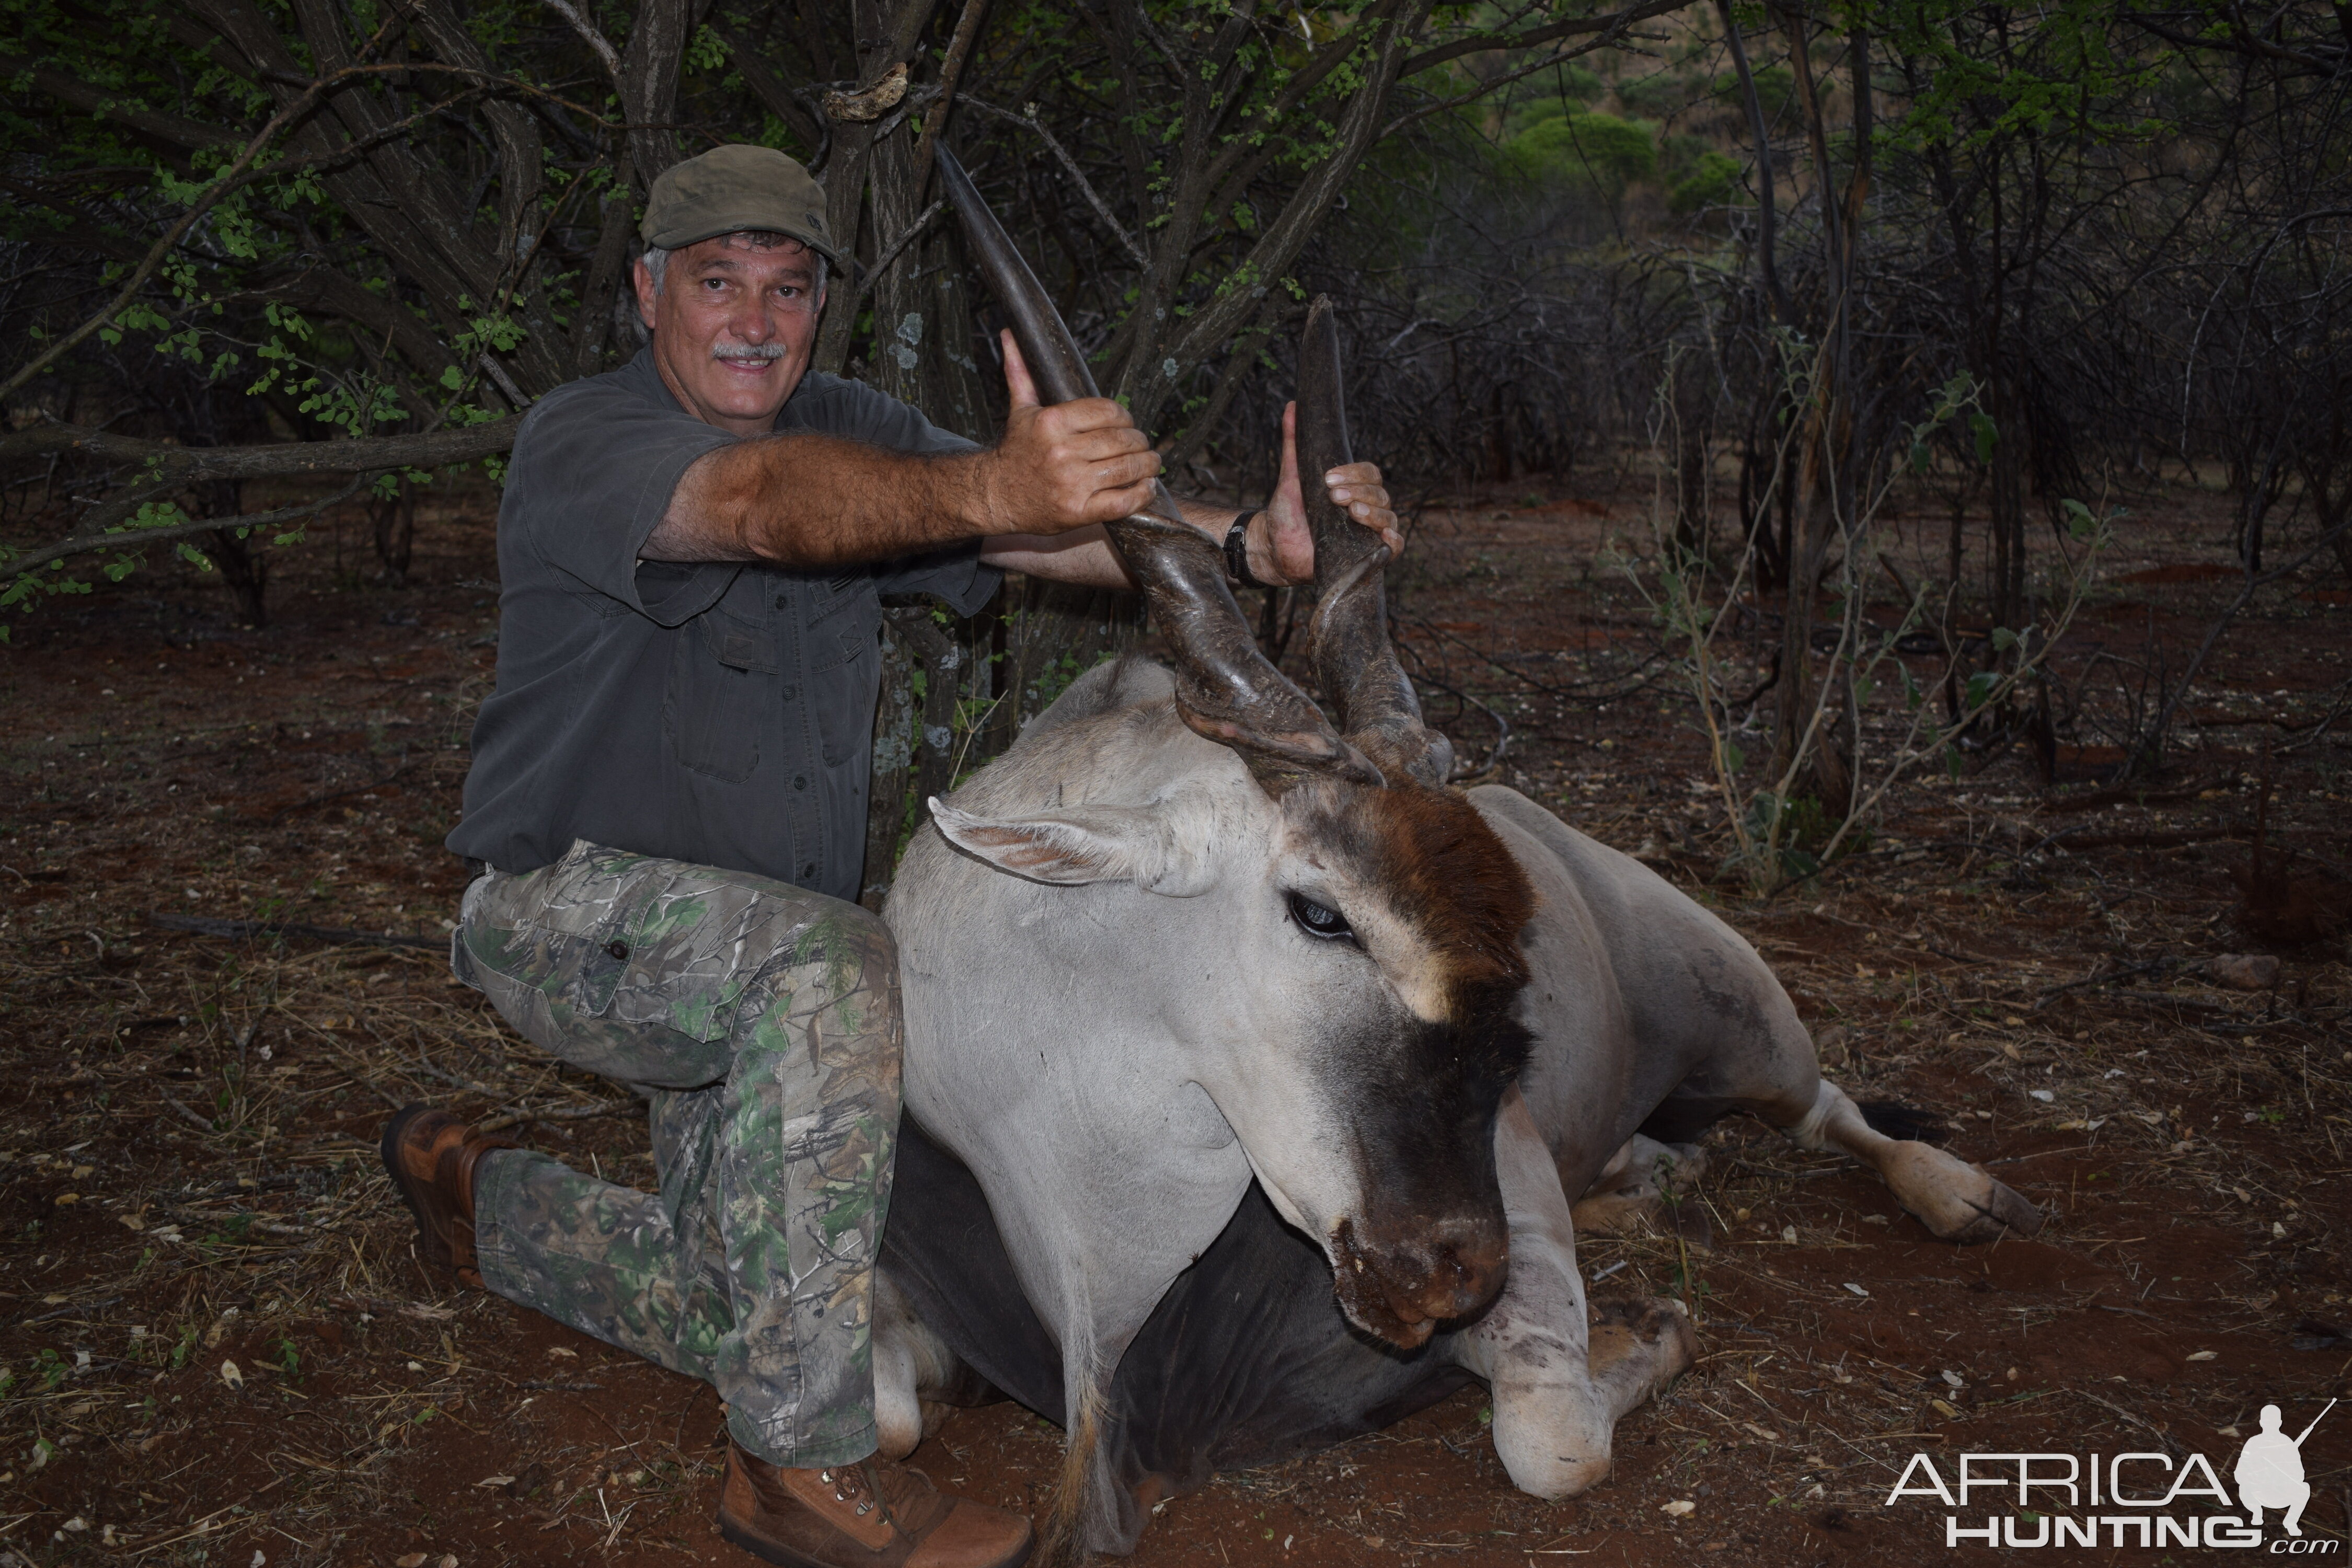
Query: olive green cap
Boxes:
[{"xmin": 641, "ymin": 144, "xmax": 845, "ymax": 270}]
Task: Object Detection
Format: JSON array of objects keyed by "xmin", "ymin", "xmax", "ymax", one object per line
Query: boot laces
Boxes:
[{"xmin": 817, "ymin": 1466, "xmax": 877, "ymax": 1517}]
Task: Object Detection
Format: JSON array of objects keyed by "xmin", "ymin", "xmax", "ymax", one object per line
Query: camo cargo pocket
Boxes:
[
  {"xmin": 454, "ymin": 844, "xmax": 686, "ymax": 1077},
  {"xmin": 456, "ymin": 843, "xmax": 843, "ymax": 1087}
]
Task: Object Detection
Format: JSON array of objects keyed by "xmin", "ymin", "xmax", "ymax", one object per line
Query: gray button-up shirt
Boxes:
[{"xmin": 449, "ymin": 348, "xmax": 999, "ymax": 900}]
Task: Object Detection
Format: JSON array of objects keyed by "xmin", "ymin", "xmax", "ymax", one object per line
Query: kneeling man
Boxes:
[{"xmin": 381, "ymin": 144, "xmax": 1397, "ymax": 1568}]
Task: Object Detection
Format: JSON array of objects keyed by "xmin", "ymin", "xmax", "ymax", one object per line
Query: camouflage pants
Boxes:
[{"xmin": 450, "ymin": 839, "xmax": 900, "ymax": 1469}]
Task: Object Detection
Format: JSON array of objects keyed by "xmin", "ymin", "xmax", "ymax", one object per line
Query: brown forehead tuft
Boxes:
[{"xmin": 1310, "ymin": 783, "xmax": 1535, "ymax": 1007}]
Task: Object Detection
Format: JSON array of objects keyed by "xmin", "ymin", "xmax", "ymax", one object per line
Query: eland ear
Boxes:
[{"xmin": 928, "ymin": 799, "xmax": 1216, "ymax": 896}]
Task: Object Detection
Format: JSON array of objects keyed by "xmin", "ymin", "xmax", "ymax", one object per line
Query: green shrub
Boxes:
[
  {"xmin": 1711, "ymin": 63, "xmax": 1797, "ymax": 119},
  {"xmin": 1507, "ymin": 111, "xmax": 1658, "ymax": 203},
  {"xmin": 1617, "ymin": 70, "xmax": 1693, "ymax": 119},
  {"xmin": 1670, "ymin": 151, "xmax": 1745, "ymax": 214}
]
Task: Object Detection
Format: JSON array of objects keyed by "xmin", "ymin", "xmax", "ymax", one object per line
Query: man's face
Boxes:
[{"xmin": 635, "ymin": 233, "xmax": 825, "ymax": 437}]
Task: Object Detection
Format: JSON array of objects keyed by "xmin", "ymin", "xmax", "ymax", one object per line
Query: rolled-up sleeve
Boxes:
[
  {"xmin": 511, "ymin": 378, "xmax": 739, "ymax": 627},
  {"xmin": 873, "ymin": 540, "xmax": 1000, "ymax": 615}
]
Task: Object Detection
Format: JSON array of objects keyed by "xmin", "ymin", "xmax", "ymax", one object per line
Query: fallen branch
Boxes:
[
  {"xmin": 20, "ymin": 1294, "xmax": 123, "ymax": 1327},
  {"xmin": 0, "ymin": 414, "xmax": 522, "ymax": 478},
  {"xmin": 329, "ymin": 1295, "xmax": 456, "ymax": 1322},
  {"xmin": 475, "ymin": 1101, "xmax": 637, "ymax": 1135},
  {"xmin": 146, "ymin": 912, "xmax": 443, "ymax": 951},
  {"xmin": 2033, "ymin": 959, "xmax": 2174, "ymax": 1004},
  {"xmin": 2034, "ymin": 773, "xmax": 2237, "ymax": 813},
  {"xmin": 267, "ymin": 753, "xmax": 414, "ymax": 825},
  {"xmin": 8, "ymin": 476, "xmax": 373, "ymax": 583},
  {"xmin": 158, "ymin": 1090, "xmax": 220, "ymax": 1133}
]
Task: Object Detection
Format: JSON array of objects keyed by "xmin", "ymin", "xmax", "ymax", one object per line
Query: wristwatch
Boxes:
[{"xmin": 1224, "ymin": 510, "xmax": 1272, "ymax": 590}]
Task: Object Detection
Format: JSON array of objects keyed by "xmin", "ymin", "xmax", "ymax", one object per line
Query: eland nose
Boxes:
[
  {"xmin": 1333, "ymin": 1213, "xmax": 1510, "ymax": 1348},
  {"xmin": 1387, "ymin": 1217, "xmax": 1509, "ymax": 1322}
]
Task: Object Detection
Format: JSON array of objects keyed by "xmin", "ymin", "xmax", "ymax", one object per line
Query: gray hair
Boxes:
[{"xmin": 642, "ymin": 230, "xmax": 827, "ymax": 297}]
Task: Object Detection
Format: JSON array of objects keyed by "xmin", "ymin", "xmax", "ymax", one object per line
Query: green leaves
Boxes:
[
  {"xmin": 2059, "ymin": 496, "xmax": 2124, "ymax": 543},
  {"xmin": 1874, "ymin": 0, "xmax": 2174, "ymax": 156},
  {"xmin": 125, "ymin": 499, "xmax": 190, "ymax": 535},
  {"xmin": 1968, "ymin": 410, "xmax": 1998, "ymax": 465}
]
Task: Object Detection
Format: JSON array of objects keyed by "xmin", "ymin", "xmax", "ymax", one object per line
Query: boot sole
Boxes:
[
  {"xmin": 379, "ymin": 1103, "xmax": 459, "ymax": 1274},
  {"xmin": 714, "ymin": 1513, "xmax": 831, "ymax": 1568},
  {"xmin": 716, "ymin": 1508, "xmax": 1033, "ymax": 1568}
]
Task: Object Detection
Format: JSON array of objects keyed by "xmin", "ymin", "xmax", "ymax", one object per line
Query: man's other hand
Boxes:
[
  {"xmin": 975, "ymin": 332, "xmax": 1163, "ymax": 534},
  {"xmin": 1254, "ymin": 400, "xmax": 1402, "ymax": 586}
]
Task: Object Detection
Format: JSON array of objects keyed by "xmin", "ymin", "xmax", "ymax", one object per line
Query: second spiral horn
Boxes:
[{"xmin": 935, "ymin": 147, "xmax": 1379, "ymax": 790}]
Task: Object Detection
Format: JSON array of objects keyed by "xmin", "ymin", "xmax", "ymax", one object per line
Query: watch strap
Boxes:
[{"xmin": 1224, "ymin": 510, "xmax": 1270, "ymax": 590}]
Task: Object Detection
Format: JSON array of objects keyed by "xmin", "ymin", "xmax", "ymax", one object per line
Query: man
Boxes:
[
  {"xmin": 380, "ymin": 144, "xmax": 1399, "ymax": 1568},
  {"xmin": 2235, "ymin": 1401, "xmax": 2328, "ymax": 1536}
]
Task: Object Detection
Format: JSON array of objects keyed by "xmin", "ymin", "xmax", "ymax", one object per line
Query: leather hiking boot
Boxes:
[
  {"xmin": 718, "ymin": 1441, "xmax": 1033, "ymax": 1568},
  {"xmin": 379, "ymin": 1104, "xmax": 517, "ymax": 1289}
]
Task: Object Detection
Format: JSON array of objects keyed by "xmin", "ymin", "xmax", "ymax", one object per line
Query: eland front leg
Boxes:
[{"xmin": 1451, "ymin": 1089, "xmax": 1695, "ymax": 1498}]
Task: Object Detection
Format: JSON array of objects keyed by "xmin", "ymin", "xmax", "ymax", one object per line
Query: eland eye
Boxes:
[{"xmin": 1286, "ymin": 891, "xmax": 1355, "ymax": 944}]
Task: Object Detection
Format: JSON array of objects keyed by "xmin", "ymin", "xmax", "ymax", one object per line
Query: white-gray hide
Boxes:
[{"xmin": 881, "ymin": 658, "xmax": 2039, "ymax": 1544}]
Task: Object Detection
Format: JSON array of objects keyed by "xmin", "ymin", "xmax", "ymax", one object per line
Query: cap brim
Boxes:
[{"xmin": 641, "ymin": 221, "xmax": 849, "ymax": 275}]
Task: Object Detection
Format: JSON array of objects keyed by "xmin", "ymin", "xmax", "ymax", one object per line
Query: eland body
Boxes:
[{"xmin": 874, "ymin": 659, "xmax": 2040, "ymax": 1555}]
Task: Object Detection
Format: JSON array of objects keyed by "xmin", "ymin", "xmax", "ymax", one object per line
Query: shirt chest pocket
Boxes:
[
  {"xmin": 808, "ymin": 581, "xmax": 882, "ymax": 766},
  {"xmin": 663, "ymin": 608, "xmax": 781, "ymax": 783}
]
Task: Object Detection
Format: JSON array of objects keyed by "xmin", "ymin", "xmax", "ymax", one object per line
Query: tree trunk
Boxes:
[
  {"xmin": 1987, "ymin": 370, "xmax": 2027, "ymax": 630},
  {"xmin": 207, "ymin": 526, "xmax": 270, "ymax": 628},
  {"xmin": 1766, "ymin": 4, "xmax": 1856, "ymax": 827},
  {"xmin": 1672, "ymin": 367, "xmax": 1711, "ymax": 559},
  {"xmin": 370, "ymin": 480, "xmax": 417, "ymax": 585},
  {"xmin": 1770, "ymin": 424, "xmax": 1853, "ymax": 824}
]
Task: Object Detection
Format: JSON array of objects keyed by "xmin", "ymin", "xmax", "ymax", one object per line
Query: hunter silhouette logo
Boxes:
[
  {"xmin": 1883, "ymin": 1397, "xmax": 2341, "ymax": 1550},
  {"xmin": 2238, "ymin": 1399, "xmax": 2333, "ymax": 1537}
]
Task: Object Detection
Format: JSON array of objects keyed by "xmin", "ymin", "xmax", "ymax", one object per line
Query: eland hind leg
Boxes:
[
  {"xmin": 1664, "ymin": 1002, "xmax": 2044, "ymax": 1244},
  {"xmin": 1783, "ymin": 1077, "xmax": 2043, "ymax": 1242},
  {"xmin": 1454, "ymin": 1089, "xmax": 1696, "ymax": 1500}
]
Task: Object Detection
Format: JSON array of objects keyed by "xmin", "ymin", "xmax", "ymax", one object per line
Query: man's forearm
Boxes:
[
  {"xmin": 643, "ymin": 433, "xmax": 990, "ymax": 567},
  {"xmin": 981, "ymin": 498, "xmax": 1261, "ymax": 591}
]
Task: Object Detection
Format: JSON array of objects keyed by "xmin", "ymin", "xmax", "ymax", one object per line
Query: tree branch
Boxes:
[
  {"xmin": 1716, "ymin": 0, "xmax": 1788, "ymax": 322},
  {"xmin": 962, "ymin": 98, "xmax": 1148, "ymax": 269},
  {"xmin": 1397, "ymin": 0, "xmax": 1692, "ymax": 78},
  {"xmin": 538, "ymin": 0, "xmax": 625, "ymax": 89},
  {"xmin": 849, "ymin": 199, "xmax": 946, "ymax": 309},
  {"xmin": 6, "ymin": 477, "xmax": 370, "ymax": 581},
  {"xmin": 0, "ymin": 57, "xmax": 379, "ymax": 402},
  {"xmin": 911, "ymin": 0, "xmax": 994, "ymax": 193},
  {"xmin": 711, "ymin": 21, "xmax": 829, "ymax": 158},
  {"xmin": 1, "ymin": 56, "xmax": 610, "ymax": 406},
  {"xmin": 0, "ymin": 416, "xmax": 522, "ymax": 480},
  {"xmin": 0, "ymin": 55, "xmax": 248, "ymax": 149},
  {"xmin": 1134, "ymin": 2, "xmax": 1432, "ymax": 428}
]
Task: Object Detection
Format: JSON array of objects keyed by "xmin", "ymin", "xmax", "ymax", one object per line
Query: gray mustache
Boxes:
[{"xmin": 713, "ymin": 342, "xmax": 787, "ymax": 363}]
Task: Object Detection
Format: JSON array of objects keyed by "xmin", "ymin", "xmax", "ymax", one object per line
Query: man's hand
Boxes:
[
  {"xmin": 1250, "ymin": 400, "xmax": 1402, "ymax": 586},
  {"xmin": 978, "ymin": 363, "xmax": 1404, "ymax": 593},
  {"xmin": 971, "ymin": 332, "xmax": 1163, "ymax": 535}
]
